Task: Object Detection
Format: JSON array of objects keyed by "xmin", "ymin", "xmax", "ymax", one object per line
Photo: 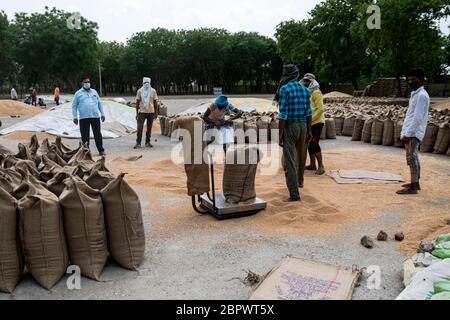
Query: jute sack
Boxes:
[
  {"xmin": 55, "ymin": 136, "xmax": 73, "ymax": 154},
  {"xmin": 320, "ymin": 123, "xmax": 327, "ymax": 141},
  {"xmin": 16, "ymin": 178, "xmax": 69, "ymax": 290},
  {"xmin": 14, "ymin": 160, "xmax": 40, "ymax": 179},
  {"xmin": 27, "ymin": 135, "xmax": 40, "ymax": 156},
  {"xmin": 223, "ymin": 146, "xmax": 260, "ymax": 204},
  {"xmin": 325, "ymin": 119, "xmax": 337, "ymax": 139},
  {"xmin": 420, "ymin": 123, "xmax": 439, "ymax": 153},
  {"xmin": 101, "ymin": 174, "xmax": 145, "ymax": 270},
  {"xmin": 446, "ymin": 145, "xmax": 450, "ymax": 157},
  {"xmin": 15, "ymin": 143, "xmax": 33, "ymax": 162},
  {"xmin": 47, "ymin": 145, "xmax": 68, "ymax": 167},
  {"xmin": 361, "ymin": 118, "xmax": 374, "ymax": 143},
  {"xmin": 351, "ymin": 119, "xmax": 366, "ymax": 141},
  {"xmin": 163, "ymin": 117, "xmax": 171, "ymax": 136},
  {"xmin": 0, "ymin": 143, "xmax": 12, "ymax": 155},
  {"xmin": 84, "ymin": 169, "xmax": 116, "ymax": 191},
  {"xmin": 382, "ymin": 119, "xmax": 395, "ymax": 146},
  {"xmin": 334, "ymin": 117, "xmax": 344, "ymax": 136},
  {"xmin": 433, "ymin": 124, "xmax": 450, "ymax": 154},
  {"xmin": 342, "ymin": 117, "xmax": 356, "ymax": 136},
  {"xmin": 394, "ymin": 121, "xmax": 404, "ymax": 148},
  {"xmin": 39, "ymin": 155, "xmax": 63, "ymax": 183},
  {"xmin": 371, "ymin": 118, "xmax": 384, "ymax": 145},
  {"xmin": 47, "ymin": 171, "xmax": 74, "ymax": 197},
  {"xmin": 0, "ymin": 168, "xmax": 22, "ymax": 194},
  {"xmin": 0, "ymin": 187, "xmax": 23, "ymax": 293},
  {"xmin": 160, "ymin": 116, "xmax": 166, "ymax": 136},
  {"xmin": 68, "ymin": 146, "xmax": 93, "ymax": 166},
  {"xmin": 59, "ymin": 178, "xmax": 108, "ymax": 281}
]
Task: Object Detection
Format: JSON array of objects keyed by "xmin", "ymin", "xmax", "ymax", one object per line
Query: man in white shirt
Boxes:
[
  {"xmin": 397, "ymin": 68, "xmax": 430, "ymax": 195},
  {"xmin": 11, "ymin": 87, "xmax": 18, "ymax": 100}
]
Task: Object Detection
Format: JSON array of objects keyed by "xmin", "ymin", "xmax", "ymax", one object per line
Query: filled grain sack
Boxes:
[
  {"xmin": 39, "ymin": 155, "xmax": 63, "ymax": 182},
  {"xmin": 223, "ymin": 146, "xmax": 260, "ymax": 204},
  {"xmin": 334, "ymin": 117, "xmax": 344, "ymax": 136},
  {"xmin": 47, "ymin": 145, "xmax": 68, "ymax": 167},
  {"xmin": 16, "ymin": 179, "xmax": 69, "ymax": 290},
  {"xmin": 101, "ymin": 174, "xmax": 145, "ymax": 270},
  {"xmin": 394, "ymin": 121, "xmax": 404, "ymax": 148},
  {"xmin": 47, "ymin": 171, "xmax": 74, "ymax": 197},
  {"xmin": 342, "ymin": 117, "xmax": 356, "ymax": 136},
  {"xmin": 2, "ymin": 155, "xmax": 19, "ymax": 169},
  {"xmin": 362, "ymin": 118, "xmax": 374, "ymax": 143},
  {"xmin": 420, "ymin": 123, "xmax": 439, "ymax": 152},
  {"xmin": 68, "ymin": 146, "xmax": 93, "ymax": 166},
  {"xmin": 320, "ymin": 123, "xmax": 327, "ymax": 141},
  {"xmin": 0, "ymin": 169, "xmax": 21, "ymax": 194},
  {"xmin": 433, "ymin": 124, "xmax": 450, "ymax": 154},
  {"xmin": 28, "ymin": 135, "xmax": 40, "ymax": 155},
  {"xmin": 56, "ymin": 139, "xmax": 81, "ymax": 163},
  {"xmin": 382, "ymin": 119, "xmax": 395, "ymax": 146},
  {"xmin": 447, "ymin": 145, "xmax": 450, "ymax": 157},
  {"xmin": 0, "ymin": 187, "xmax": 23, "ymax": 293},
  {"xmin": 14, "ymin": 160, "xmax": 40, "ymax": 179},
  {"xmin": 160, "ymin": 116, "xmax": 166, "ymax": 136},
  {"xmin": 59, "ymin": 178, "xmax": 108, "ymax": 281},
  {"xmin": 163, "ymin": 117, "xmax": 171, "ymax": 136},
  {"xmin": 256, "ymin": 116, "xmax": 272, "ymax": 143},
  {"xmin": 371, "ymin": 118, "xmax": 384, "ymax": 145},
  {"xmin": 84, "ymin": 169, "xmax": 116, "ymax": 191},
  {"xmin": 14, "ymin": 143, "xmax": 33, "ymax": 162},
  {"xmin": 351, "ymin": 119, "xmax": 365, "ymax": 141},
  {"xmin": 325, "ymin": 118, "xmax": 337, "ymax": 139}
]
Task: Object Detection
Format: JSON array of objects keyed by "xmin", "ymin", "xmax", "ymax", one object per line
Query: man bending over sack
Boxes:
[{"xmin": 397, "ymin": 68, "xmax": 430, "ymax": 195}]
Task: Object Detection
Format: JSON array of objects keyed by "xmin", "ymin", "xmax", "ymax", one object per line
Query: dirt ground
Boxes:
[{"xmin": 0, "ymin": 98, "xmax": 449, "ymax": 300}]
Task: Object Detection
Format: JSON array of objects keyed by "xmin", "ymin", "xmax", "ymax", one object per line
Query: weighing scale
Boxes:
[{"xmin": 191, "ymin": 153, "xmax": 267, "ymax": 220}]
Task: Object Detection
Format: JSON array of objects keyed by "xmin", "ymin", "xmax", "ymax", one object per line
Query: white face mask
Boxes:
[
  {"xmin": 143, "ymin": 83, "xmax": 150, "ymax": 90},
  {"xmin": 83, "ymin": 83, "xmax": 91, "ymax": 90}
]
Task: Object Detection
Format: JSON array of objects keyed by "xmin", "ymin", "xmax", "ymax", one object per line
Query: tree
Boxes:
[
  {"xmin": 0, "ymin": 11, "xmax": 15, "ymax": 87},
  {"xmin": 11, "ymin": 7, "xmax": 99, "ymax": 91},
  {"xmin": 98, "ymin": 41, "xmax": 126, "ymax": 94}
]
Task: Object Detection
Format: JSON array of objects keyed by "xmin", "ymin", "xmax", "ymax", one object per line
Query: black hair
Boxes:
[
  {"xmin": 80, "ymin": 76, "xmax": 90, "ymax": 83},
  {"xmin": 408, "ymin": 68, "xmax": 426, "ymax": 80}
]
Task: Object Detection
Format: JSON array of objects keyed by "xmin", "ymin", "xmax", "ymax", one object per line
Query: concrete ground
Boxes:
[{"xmin": 0, "ymin": 98, "xmax": 449, "ymax": 300}]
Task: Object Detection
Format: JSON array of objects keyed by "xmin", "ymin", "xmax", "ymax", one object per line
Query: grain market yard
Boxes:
[{"xmin": 1, "ymin": 97, "xmax": 449, "ymax": 300}]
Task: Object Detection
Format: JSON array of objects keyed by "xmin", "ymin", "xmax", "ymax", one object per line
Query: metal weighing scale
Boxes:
[{"xmin": 192, "ymin": 153, "xmax": 267, "ymax": 220}]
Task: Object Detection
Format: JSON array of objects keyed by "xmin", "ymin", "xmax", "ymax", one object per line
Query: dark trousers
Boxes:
[
  {"xmin": 283, "ymin": 122, "xmax": 308, "ymax": 200},
  {"xmin": 137, "ymin": 113, "xmax": 155, "ymax": 145},
  {"xmin": 79, "ymin": 118, "xmax": 104, "ymax": 153},
  {"xmin": 55, "ymin": 97, "xmax": 60, "ymax": 106},
  {"xmin": 308, "ymin": 123, "xmax": 324, "ymax": 155}
]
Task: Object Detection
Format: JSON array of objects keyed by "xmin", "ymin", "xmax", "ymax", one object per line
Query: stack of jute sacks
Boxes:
[
  {"xmin": 0, "ymin": 136, "xmax": 145, "ymax": 293},
  {"xmin": 325, "ymin": 102, "xmax": 450, "ymax": 155}
]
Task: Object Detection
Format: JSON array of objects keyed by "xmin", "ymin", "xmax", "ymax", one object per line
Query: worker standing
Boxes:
[
  {"xmin": 10, "ymin": 87, "xmax": 18, "ymax": 100},
  {"xmin": 302, "ymin": 73, "xmax": 326, "ymax": 176},
  {"xmin": 31, "ymin": 88, "xmax": 37, "ymax": 106},
  {"xmin": 54, "ymin": 85, "xmax": 60, "ymax": 106},
  {"xmin": 277, "ymin": 65, "xmax": 312, "ymax": 202},
  {"xmin": 397, "ymin": 68, "xmax": 430, "ymax": 195},
  {"xmin": 72, "ymin": 77, "xmax": 106, "ymax": 156},
  {"xmin": 134, "ymin": 77, "xmax": 159, "ymax": 149}
]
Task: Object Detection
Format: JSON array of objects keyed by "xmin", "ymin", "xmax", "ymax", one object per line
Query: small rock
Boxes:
[
  {"xmin": 361, "ymin": 236, "xmax": 374, "ymax": 249},
  {"xmin": 395, "ymin": 232, "xmax": 405, "ymax": 242},
  {"xmin": 377, "ymin": 231, "xmax": 388, "ymax": 242},
  {"xmin": 419, "ymin": 241, "xmax": 434, "ymax": 253}
]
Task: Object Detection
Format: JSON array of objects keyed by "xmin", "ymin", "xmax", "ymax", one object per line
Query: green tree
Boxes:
[
  {"xmin": 98, "ymin": 41, "xmax": 126, "ymax": 94},
  {"xmin": 0, "ymin": 11, "xmax": 15, "ymax": 87}
]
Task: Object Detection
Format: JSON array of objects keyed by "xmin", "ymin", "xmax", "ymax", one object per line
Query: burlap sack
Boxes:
[
  {"xmin": 325, "ymin": 119, "xmax": 337, "ymax": 139},
  {"xmin": 47, "ymin": 145, "xmax": 67, "ymax": 167},
  {"xmin": 320, "ymin": 122, "xmax": 327, "ymax": 140},
  {"xmin": 59, "ymin": 178, "xmax": 108, "ymax": 280},
  {"xmin": 223, "ymin": 146, "xmax": 260, "ymax": 204},
  {"xmin": 420, "ymin": 123, "xmax": 439, "ymax": 153},
  {"xmin": 0, "ymin": 187, "xmax": 23, "ymax": 293},
  {"xmin": 16, "ymin": 180, "xmax": 69, "ymax": 290},
  {"xmin": 163, "ymin": 117, "xmax": 171, "ymax": 136},
  {"xmin": 0, "ymin": 143, "xmax": 12, "ymax": 155},
  {"xmin": 15, "ymin": 143, "xmax": 33, "ymax": 161},
  {"xmin": 0, "ymin": 168, "xmax": 22, "ymax": 194},
  {"xmin": 47, "ymin": 170, "xmax": 76, "ymax": 197},
  {"xmin": 334, "ymin": 117, "xmax": 344, "ymax": 136},
  {"xmin": 56, "ymin": 139, "xmax": 82, "ymax": 163},
  {"xmin": 27, "ymin": 135, "xmax": 40, "ymax": 155},
  {"xmin": 433, "ymin": 125, "xmax": 450, "ymax": 154},
  {"xmin": 394, "ymin": 121, "xmax": 404, "ymax": 148},
  {"xmin": 352, "ymin": 119, "xmax": 365, "ymax": 141},
  {"xmin": 84, "ymin": 170, "xmax": 116, "ymax": 191},
  {"xmin": 39, "ymin": 155, "xmax": 64, "ymax": 183},
  {"xmin": 371, "ymin": 118, "xmax": 384, "ymax": 145},
  {"xmin": 160, "ymin": 116, "xmax": 166, "ymax": 136},
  {"xmin": 382, "ymin": 119, "xmax": 395, "ymax": 146},
  {"xmin": 14, "ymin": 160, "xmax": 40, "ymax": 179},
  {"xmin": 342, "ymin": 117, "xmax": 356, "ymax": 136},
  {"xmin": 447, "ymin": 145, "xmax": 450, "ymax": 157},
  {"xmin": 101, "ymin": 174, "xmax": 145, "ymax": 270},
  {"xmin": 362, "ymin": 118, "xmax": 374, "ymax": 143},
  {"xmin": 68, "ymin": 146, "xmax": 93, "ymax": 166}
]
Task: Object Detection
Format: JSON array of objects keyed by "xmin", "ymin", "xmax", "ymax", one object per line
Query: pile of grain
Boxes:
[
  {"xmin": 0, "ymin": 100, "xmax": 44, "ymax": 117},
  {"xmin": 432, "ymin": 99, "xmax": 450, "ymax": 110},
  {"xmin": 323, "ymin": 91, "xmax": 353, "ymax": 99}
]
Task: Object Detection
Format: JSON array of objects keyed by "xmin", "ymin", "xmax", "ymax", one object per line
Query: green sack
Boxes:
[
  {"xmin": 434, "ymin": 279, "xmax": 450, "ymax": 294},
  {"xmin": 432, "ymin": 234, "xmax": 450, "ymax": 259},
  {"xmin": 430, "ymin": 292, "xmax": 450, "ymax": 300}
]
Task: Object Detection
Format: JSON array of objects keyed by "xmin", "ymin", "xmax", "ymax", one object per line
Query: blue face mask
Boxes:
[{"xmin": 83, "ymin": 83, "xmax": 91, "ymax": 90}]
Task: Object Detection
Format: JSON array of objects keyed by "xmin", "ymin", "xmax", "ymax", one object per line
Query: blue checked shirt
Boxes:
[{"xmin": 277, "ymin": 81, "xmax": 312, "ymax": 123}]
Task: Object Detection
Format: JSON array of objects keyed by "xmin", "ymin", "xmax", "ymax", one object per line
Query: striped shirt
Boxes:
[{"xmin": 277, "ymin": 81, "xmax": 312, "ymax": 123}]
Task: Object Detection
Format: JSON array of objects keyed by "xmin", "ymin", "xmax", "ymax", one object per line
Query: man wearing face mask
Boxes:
[
  {"xmin": 397, "ymin": 68, "xmax": 430, "ymax": 195},
  {"xmin": 135, "ymin": 77, "xmax": 159, "ymax": 149},
  {"xmin": 72, "ymin": 77, "xmax": 106, "ymax": 156}
]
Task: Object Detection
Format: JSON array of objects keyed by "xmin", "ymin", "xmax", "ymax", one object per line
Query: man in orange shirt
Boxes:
[{"xmin": 54, "ymin": 85, "xmax": 60, "ymax": 106}]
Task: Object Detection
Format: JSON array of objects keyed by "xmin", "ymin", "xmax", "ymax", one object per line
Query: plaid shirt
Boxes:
[{"xmin": 277, "ymin": 81, "xmax": 312, "ymax": 123}]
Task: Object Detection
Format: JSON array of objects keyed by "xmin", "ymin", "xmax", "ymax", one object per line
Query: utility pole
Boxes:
[{"xmin": 98, "ymin": 62, "xmax": 103, "ymax": 97}]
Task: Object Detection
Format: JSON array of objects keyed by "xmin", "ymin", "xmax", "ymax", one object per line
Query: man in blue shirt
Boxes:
[
  {"xmin": 277, "ymin": 64, "xmax": 313, "ymax": 202},
  {"xmin": 72, "ymin": 77, "xmax": 106, "ymax": 156}
]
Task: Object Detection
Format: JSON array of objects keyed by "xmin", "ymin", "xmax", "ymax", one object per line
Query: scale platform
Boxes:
[{"xmin": 199, "ymin": 193, "xmax": 267, "ymax": 220}]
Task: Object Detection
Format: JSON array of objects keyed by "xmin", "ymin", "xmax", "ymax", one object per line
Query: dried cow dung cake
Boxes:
[
  {"xmin": 16, "ymin": 179, "xmax": 69, "ymax": 290},
  {"xmin": 0, "ymin": 187, "xmax": 23, "ymax": 293},
  {"xmin": 59, "ymin": 178, "xmax": 108, "ymax": 281},
  {"xmin": 101, "ymin": 174, "xmax": 145, "ymax": 271},
  {"xmin": 325, "ymin": 119, "xmax": 336, "ymax": 139}
]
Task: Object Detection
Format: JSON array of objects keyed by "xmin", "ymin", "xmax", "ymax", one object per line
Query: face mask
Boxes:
[
  {"xmin": 408, "ymin": 80, "xmax": 420, "ymax": 91},
  {"xmin": 83, "ymin": 83, "xmax": 91, "ymax": 90},
  {"xmin": 143, "ymin": 83, "xmax": 150, "ymax": 89}
]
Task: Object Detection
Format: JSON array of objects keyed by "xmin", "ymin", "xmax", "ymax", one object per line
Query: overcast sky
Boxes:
[{"xmin": 1, "ymin": 0, "xmax": 448, "ymax": 42}]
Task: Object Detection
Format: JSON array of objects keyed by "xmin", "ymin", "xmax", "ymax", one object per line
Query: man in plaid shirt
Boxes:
[{"xmin": 276, "ymin": 64, "xmax": 313, "ymax": 202}]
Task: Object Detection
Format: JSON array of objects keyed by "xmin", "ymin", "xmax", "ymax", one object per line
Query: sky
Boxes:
[{"xmin": 1, "ymin": 0, "xmax": 448, "ymax": 42}]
